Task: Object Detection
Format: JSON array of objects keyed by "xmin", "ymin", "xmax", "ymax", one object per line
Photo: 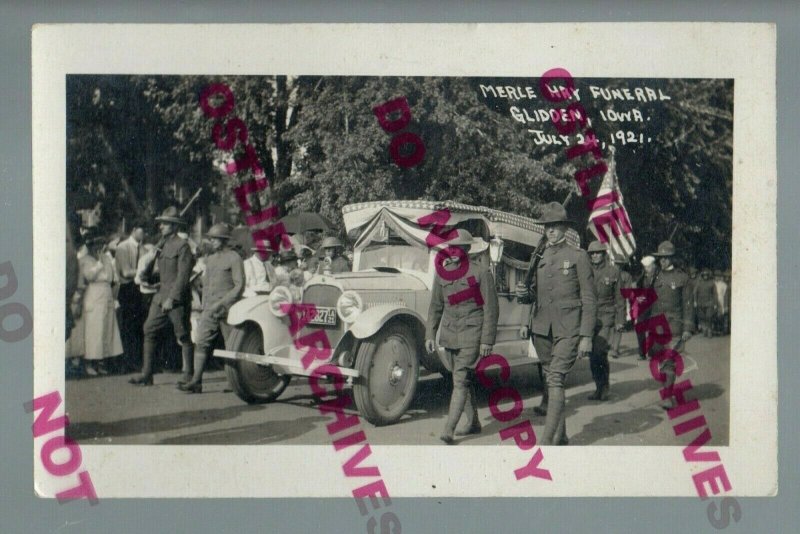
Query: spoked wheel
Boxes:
[
  {"xmin": 225, "ymin": 323, "xmax": 291, "ymax": 404},
  {"xmin": 353, "ymin": 322, "xmax": 420, "ymax": 426}
]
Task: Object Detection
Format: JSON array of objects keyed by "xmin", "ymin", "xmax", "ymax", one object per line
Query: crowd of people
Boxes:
[
  {"xmin": 65, "ymin": 202, "xmax": 731, "ymax": 446},
  {"xmin": 64, "ymin": 206, "xmax": 352, "ymax": 388}
]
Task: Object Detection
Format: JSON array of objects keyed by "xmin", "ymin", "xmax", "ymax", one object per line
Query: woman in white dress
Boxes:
[{"xmin": 76, "ymin": 232, "xmax": 123, "ymax": 375}]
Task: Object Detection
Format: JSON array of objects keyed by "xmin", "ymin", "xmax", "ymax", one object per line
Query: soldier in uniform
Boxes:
[
  {"xmin": 426, "ymin": 230, "xmax": 498, "ymax": 444},
  {"xmin": 129, "ymin": 207, "xmax": 194, "ymax": 386},
  {"xmin": 587, "ymin": 241, "xmax": 625, "ymax": 401},
  {"xmin": 517, "ymin": 202, "xmax": 596, "ymax": 446},
  {"xmin": 317, "ymin": 236, "xmax": 351, "ymax": 274},
  {"xmin": 649, "ymin": 241, "xmax": 694, "ymax": 410},
  {"xmin": 178, "ymin": 223, "xmax": 244, "ymax": 393},
  {"xmin": 694, "ymin": 268, "xmax": 718, "ymax": 337}
]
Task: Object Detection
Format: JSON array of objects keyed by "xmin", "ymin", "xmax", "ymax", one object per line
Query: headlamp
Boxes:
[
  {"xmin": 268, "ymin": 286, "xmax": 294, "ymax": 317},
  {"xmin": 336, "ymin": 290, "xmax": 364, "ymax": 323}
]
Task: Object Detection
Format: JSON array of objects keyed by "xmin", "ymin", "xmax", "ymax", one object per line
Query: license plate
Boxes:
[{"xmin": 308, "ymin": 306, "xmax": 338, "ymax": 326}]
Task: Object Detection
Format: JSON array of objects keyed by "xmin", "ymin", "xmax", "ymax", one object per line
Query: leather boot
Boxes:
[
  {"xmin": 441, "ymin": 385, "xmax": 467, "ymax": 444},
  {"xmin": 660, "ymin": 370, "xmax": 677, "ymax": 410},
  {"xmin": 587, "ymin": 382, "xmax": 602, "ymax": 400},
  {"xmin": 178, "ymin": 346, "xmax": 207, "ymax": 393},
  {"xmin": 599, "ymin": 365, "xmax": 610, "ymax": 401},
  {"xmin": 129, "ymin": 337, "xmax": 155, "ymax": 385},
  {"xmin": 455, "ymin": 383, "xmax": 481, "ymax": 436},
  {"xmin": 541, "ymin": 387, "xmax": 565, "ymax": 445},
  {"xmin": 555, "ymin": 414, "xmax": 568, "ymax": 445},
  {"xmin": 534, "ymin": 387, "xmax": 548, "ymax": 416},
  {"xmin": 180, "ymin": 343, "xmax": 194, "ymax": 384}
]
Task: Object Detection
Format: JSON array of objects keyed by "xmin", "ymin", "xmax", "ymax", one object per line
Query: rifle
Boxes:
[{"xmin": 141, "ymin": 188, "xmax": 203, "ymax": 284}]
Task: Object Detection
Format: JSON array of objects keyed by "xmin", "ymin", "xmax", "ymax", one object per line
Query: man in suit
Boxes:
[
  {"xmin": 587, "ymin": 241, "xmax": 625, "ymax": 401},
  {"xmin": 129, "ymin": 207, "xmax": 194, "ymax": 386},
  {"xmin": 426, "ymin": 230, "xmax": 498, "ymax": 444},
  {"xmin": 650, "ymin": 241, "xmax": 694, "ymax": 409},
  {"xmin": 517, "ymin": 202, "xmax": 596, "ymax": 446}
]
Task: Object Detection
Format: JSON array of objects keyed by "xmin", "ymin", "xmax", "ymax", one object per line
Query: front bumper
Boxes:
[{"xmin": 213, "ymin": 345, "xmax": 360, "ymax": 378}]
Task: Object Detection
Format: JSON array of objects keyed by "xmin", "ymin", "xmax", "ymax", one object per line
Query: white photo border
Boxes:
[{"xmin": 32, "ymin": 23, "xmax": 777, "ymax": 498}]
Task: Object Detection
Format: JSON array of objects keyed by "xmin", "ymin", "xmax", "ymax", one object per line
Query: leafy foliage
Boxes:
[{"xmin": 67, "ymin": 75, "xmax": 733, "ymax": 268}]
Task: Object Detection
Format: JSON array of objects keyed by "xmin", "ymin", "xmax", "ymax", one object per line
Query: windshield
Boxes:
[{"xmin": 356, "ymin": 240, "xmax": 430, "ymax": 273}]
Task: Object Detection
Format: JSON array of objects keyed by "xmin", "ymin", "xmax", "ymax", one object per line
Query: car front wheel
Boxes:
[
  {"xmin": 225, "ymin": 323, "xmax": 291, "ymax": 404},
  {"xmin": 352, "ymin": 322, "xmax": 420, "ymax": 426}
]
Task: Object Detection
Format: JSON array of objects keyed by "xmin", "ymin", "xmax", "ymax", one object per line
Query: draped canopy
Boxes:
[{"xmin": 342, "ymin": 200, "xmax": 580, "ymax": 256}]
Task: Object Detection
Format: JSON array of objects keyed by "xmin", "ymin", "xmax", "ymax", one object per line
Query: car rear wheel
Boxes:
[
  {"xmin": 353, "ymin": 322, "xmax": 420, "ymax": 426},
  {"xmin": 225, "ymin": 323, "xmax": 291, "ymax": 404}
]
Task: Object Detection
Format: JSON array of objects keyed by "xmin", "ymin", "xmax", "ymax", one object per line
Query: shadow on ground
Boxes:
[
  {"xmin": 67, "ymin": 403, "xmax": 266, "ymax": 442},
  {"xmin": 159, "ymin": 415, "xmax": 329, "ymax": 445}
]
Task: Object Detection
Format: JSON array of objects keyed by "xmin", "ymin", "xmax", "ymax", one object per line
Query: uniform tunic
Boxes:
[
  {"xmin": 427, "ymin": 260, "xmax": 498, "ymax": 389},
  {"xmin": 143, "ymin": 234, "xmax": 194, "ymax": 346},
  {"xmin": 194, "ymin": 249, "xmax": 244, "ymax": 351},
  {"xmin": 651, "ymin": 266, "xmax": 694, "ymax": 339},
  {"xmin": 427, "ymin": 261, "xmax": 498, "ymax": 350},
  {"xmin": 530, "ymin": 241, "xmax": 596, "ymax": 339},
  {"xmin": 587, "ymin": 260, "xmax": 624, "ymax": 385},
  {"xmin": 157, "ymin": 234, "xmax": 193, "ymax": 304},
  {"xmin": 592, "ymin": 261, "xmax": 625, "ymax": 329}
]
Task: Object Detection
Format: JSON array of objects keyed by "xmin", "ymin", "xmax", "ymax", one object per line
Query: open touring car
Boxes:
[{"xmin": 214, "ymin": 200, "xmax": 579, "ymax": 425}]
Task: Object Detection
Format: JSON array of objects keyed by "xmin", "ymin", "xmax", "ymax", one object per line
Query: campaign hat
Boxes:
[
  {"xmin": 155, "ymin": 206, "xmax": 186, "ymax": 225},
  {"xmin": 652, "ymin": 240, "xmax": 676, "ymax": 257},
  {"xmin": 535, "ymin": 202, "xmax": 572, "ymax": 225}
]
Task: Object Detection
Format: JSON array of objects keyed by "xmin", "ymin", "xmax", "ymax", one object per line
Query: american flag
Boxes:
[{"xmin": 586, "ymin": 147, "xmax": 636, "ymax": 262}]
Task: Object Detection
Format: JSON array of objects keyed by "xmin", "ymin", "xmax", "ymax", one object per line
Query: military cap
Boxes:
[
  {"xmin": 535, "ymin": 202, "xmax": 572, "ymax": 225},
  {"xmin": 206, "ymin": 223, "xmax": 232, "ymax": 240},
  {"xmin": 587, "ymin": 240, "xmax": 607, "ymax": 253},
  {"xmin": 640, "ymin": 255, "xmax": 656, "ymax": 267},
  {"xmin": 155, "ymin": 206, "xmax": 186, "ymax": 225},
  {"xmin": 321, "ymin": 236, "xmax": 344, "ymax": 249},
  {"xmin": 652, "ymin": 240, "xmax": 676, "ymax": 257}
]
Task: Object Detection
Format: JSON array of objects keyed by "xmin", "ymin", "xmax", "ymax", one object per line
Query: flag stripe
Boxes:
[{"xmin": 587, "ymin": 150, "xmax": 636, "ymax": 261}]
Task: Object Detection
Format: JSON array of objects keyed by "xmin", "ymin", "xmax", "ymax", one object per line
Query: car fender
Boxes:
[
  {"xmin": 225, "ymin": 296, "xmax": 293, "ymax": 351},
  {"xmin": 348, "ymin": 303, "xmax": 426, "ymax": 340}
]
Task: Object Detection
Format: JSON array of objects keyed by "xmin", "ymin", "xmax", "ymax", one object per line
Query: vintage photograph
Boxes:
[
  {"xmin": 32, "ymin": 23, "xmax": 775, "ymax": 498},
  {"xmin": 62, "ymin": 73, "xmax": 733, "ymax": 447}
]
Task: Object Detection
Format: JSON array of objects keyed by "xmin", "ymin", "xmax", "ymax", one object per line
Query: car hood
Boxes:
[{"xmin": 313, "ymin": 269, "xmax": 430, "ymax": 291}]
